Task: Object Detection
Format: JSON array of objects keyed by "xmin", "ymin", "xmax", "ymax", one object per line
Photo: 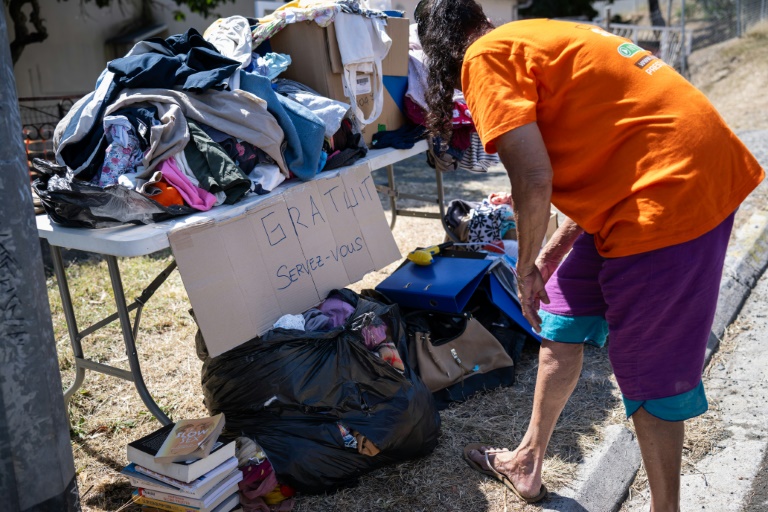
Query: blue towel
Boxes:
[{"xmin": 239, "ymin": 70, "xmax": 325, "ymax": 181}]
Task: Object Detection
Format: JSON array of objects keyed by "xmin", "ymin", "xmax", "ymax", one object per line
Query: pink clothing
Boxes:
[
  {"xmin": 318, "ymin": 297, "xmax": 355, "ymax": 328},
  {"xmin": 157, "ymin": 157, "xmax": 217, "ymax": 211}
]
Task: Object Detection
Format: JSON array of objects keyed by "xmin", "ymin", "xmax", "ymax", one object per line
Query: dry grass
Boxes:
[
  {"xmin": 52, "ymin": 196, "xmax": 624, "ymax": 511},
  {"xmin": 49, "ymin": 21, "xmax": 768, "ymax": 512}
]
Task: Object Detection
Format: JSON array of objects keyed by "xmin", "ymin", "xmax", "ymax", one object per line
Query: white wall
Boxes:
[
  {"xmin": 8, "ymin": 0, "xmax": 255, "ymax": 98},
  {"xmin": 8, "ymin": 0, "xmax": 517, "ymax": 98},
  {"xmin": 391, "ymin": 0, "xmax": 517, "ymax": 25}
]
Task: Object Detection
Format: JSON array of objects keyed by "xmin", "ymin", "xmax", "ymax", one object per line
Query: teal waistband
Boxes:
[
  {"xmin": 538, "ymin": 310, "xmax": 609, "ymax": 347},
  {"xmin": 623, "ymin": 380, "xmax": 708, "ymax": 421}
]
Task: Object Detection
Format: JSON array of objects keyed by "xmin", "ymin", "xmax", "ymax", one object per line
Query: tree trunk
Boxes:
[
  {"xmin": 7, "ymin": 0, "xmax": 48, "ymax": 64},
  {"xmin": 649, "ymin": 0, "xmax": 667, "ymax": 26},
  {"xmin": 0, "ymin": 11, "xmax": 80, "ymax": 512}
]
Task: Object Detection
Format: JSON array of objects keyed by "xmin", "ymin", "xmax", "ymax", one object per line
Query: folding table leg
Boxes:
[
  {"xmin": 51, "ymin": 245, "xmax": 87, "ymax": 407},
  {"xmin": 374, "ymin": 161, "xmax": 459, "ymax": 241},
  {"xmin": 51, "ymin": 249, "xmax": 174, "ymax": 425},
  {"xmin": 385, "ymin": 164, "xmax": 398, "ymax": 230},
  {"xmin": 435, "ymin": 168, "xmax": 460, "ymax": 243},
  {"xmin": 106, "ymin": 256, "xmax": 171, "ymax": 425}
]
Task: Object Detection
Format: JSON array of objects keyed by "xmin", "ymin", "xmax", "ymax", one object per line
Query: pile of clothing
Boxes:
[
  {"xmin": 444, "ymin": 193, "xmax": 518, "ymax": 258},
  {"xmin": 370, "ymin": 23, "xmax": 501, "ymax": 172},
  {"xmin": 405, "ymin": 24, "xmax": 500, "ymax": 172},
  {"xmin": 48, "ymin": 3, "xmax": 389, "ymax": 226}
]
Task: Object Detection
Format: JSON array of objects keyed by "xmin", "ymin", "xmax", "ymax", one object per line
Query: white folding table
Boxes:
[{"xmin": 38, "ymin": 141, "xmax": 455, "ymax": 425}]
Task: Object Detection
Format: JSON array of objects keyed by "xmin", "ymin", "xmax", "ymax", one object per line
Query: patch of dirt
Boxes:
[{"xmin": 688, "ymin": 21, "xmax": 768, "ymax": 132}]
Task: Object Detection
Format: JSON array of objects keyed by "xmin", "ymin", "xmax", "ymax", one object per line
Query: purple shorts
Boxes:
[{"xmin": 539, "ymin": 213, "xmax": 735, "ymax": 420}]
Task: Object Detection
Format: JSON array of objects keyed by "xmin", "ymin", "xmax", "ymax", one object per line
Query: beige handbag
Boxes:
[{"xmin": 409, "ymin": 312, "xmax": 514, "ymax": 393}]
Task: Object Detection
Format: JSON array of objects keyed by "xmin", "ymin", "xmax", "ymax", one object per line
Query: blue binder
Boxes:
[
  {"xmin": 375, "ymin": 257, "xmax": 492, "ymax": 313},
  {"xmin": 488, "ymin": 273, "xmax": 541, "ymax": 341}
]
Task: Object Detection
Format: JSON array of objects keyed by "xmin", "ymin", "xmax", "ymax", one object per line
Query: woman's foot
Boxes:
[{"xmin": 467, "ymin": 445, "xmax": 544, "ymax": 500}]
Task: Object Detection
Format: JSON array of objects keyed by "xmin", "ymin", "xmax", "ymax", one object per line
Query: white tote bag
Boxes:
[{"xmin": 334, "ymin": 13, "xmax": 392, "ymax": 125}]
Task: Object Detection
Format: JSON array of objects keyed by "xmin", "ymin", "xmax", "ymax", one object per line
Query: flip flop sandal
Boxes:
[{"xmin": 462, "ymin": 442, "xmax": 548, "ymax": 504}]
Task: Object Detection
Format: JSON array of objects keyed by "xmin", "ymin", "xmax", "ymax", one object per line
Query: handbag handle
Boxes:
[{"xmin": 420, "ymin": 331, "xmax": 476, "ymax": 379}]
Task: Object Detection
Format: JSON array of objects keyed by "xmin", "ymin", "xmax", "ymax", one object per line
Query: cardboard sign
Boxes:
[{"xmin": 168, "ymin": 166, "xmax": 401, "ymax": 358}]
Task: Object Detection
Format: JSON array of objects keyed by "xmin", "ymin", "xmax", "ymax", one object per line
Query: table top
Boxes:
[{"xmin": 36, "ymin": 141, "xmax": 428, "ymax": 257}]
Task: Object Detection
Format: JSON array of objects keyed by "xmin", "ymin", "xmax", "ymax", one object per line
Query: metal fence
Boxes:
[
  {"xmin": 594, "ymin": 0, "xmax": 768, "ymax": 75},
  {"xmin": 17, "ymin": 96, "xmax": 80, "ymax": 171}
]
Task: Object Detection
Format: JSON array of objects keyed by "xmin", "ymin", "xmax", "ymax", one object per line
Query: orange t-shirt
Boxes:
[{"xmin": 462, "ymin": 19, "xmax": 764, "ymax": 257}]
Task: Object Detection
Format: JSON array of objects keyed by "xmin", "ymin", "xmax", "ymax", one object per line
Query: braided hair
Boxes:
[{"xmin": 416, "ymin": 0, "xmax": 493, "ymax": 141}]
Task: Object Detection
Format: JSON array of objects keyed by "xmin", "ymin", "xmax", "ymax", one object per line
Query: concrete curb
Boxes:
[
  {"xmin": 707, "ymin": 211, "xmax": 768, "ymax": 362},
  {"xmin": 555, "ymin": 204, "xmax": 768, "ymax": 511},
  {"xmin": 543, "ymin": 425, "xmax": 642, "ymax": 512},
  {"xmin": 680, "ymin": 287, "xmax": 768, "ymax": 510}
]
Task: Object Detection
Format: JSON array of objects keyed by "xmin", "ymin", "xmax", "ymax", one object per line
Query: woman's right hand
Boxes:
[{"xmin": 516, "ymin": 264, "xmax": 549, "ymax": 333}]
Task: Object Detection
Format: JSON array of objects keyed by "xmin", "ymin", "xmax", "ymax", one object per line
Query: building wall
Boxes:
[
  {"xmin": 8, "ymin": 0, "xmax": 255, "ymax": 98},
  {"xmin": 8, "ymin": 0, "xmax": 518, "ymax": 98},
  {"xmin": 391, "ymin": 0, "xmax": 517, "ymax": 27}
]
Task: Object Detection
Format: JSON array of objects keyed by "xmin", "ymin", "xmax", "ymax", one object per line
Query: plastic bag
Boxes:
[
  {"xmin": 198, "ymin": 289, "xmax": 441, "ymax": 493},
  {"xmin": 31, "ymin": 158, "xmax": 196, "ymax": 228}
]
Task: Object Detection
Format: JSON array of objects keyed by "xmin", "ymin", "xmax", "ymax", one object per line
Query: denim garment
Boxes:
[
  {"xmin": 238, "ymin": 70, "xmax": 325, "ymax": 181},
  {"xmin": 57, "ymin": 29, "xmax": 239, "ymax": 177}
]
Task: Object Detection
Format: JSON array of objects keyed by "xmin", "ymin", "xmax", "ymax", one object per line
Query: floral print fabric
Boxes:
[{"xmin": 94, "ymin": 120, "xmax": 144, "ymax": 187}]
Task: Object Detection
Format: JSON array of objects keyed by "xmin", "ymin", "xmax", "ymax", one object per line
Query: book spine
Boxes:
[
  {"xmin": 127, "ymin": 474, "xmax": 168, "ymax": 491},
  {"xmin": 133, "ymin": 493, "xmax": 200, "ymax": 512},
  {"xmin": 139, "ymin": 488, "xmax": 203, "ymax": 508},
  {"xmin": 135, "ymin": 466, "xmax": 197, "ymax": 492}
]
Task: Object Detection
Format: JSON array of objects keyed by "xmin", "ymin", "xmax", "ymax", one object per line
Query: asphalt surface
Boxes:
[{"xmin": 745, "ymin": 449, "xmax": 768, "ymax": 510}]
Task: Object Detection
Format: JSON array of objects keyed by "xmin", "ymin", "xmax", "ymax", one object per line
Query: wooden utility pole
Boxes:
[{"xmin": 0, "ymin": 11, "xmax": 81, "ymax": 512}]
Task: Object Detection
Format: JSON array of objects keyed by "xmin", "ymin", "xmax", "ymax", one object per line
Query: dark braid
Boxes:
[{"xmin": 416, "ymin": 0, "xmax": 493, "ymax": 141}]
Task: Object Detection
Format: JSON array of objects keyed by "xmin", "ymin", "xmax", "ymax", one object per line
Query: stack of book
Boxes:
[{"xmin": 122, "ymin": 414, "xmax": 243, "ymax": 512}]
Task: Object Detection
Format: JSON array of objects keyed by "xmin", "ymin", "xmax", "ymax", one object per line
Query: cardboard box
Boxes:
[
  {"xmin": 168, "ymin": 165, "xmax": 402, "ymax": 358},
  {"xmin": 269, "ymin": 16, "xmax": 409, "ymax": 144}
]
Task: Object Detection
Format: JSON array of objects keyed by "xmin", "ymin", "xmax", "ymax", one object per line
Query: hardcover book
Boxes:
[
  {"xmin": 137, "ymin": 479, "xmax": 241, "ymax": 510},
  {"xmin": 127, "ymin": 423, "xmax": 235, "ymax": 483},
  {"xmin": 121, "ymin": 458, "xmax": 239, "ymax": 499},
  {"xmin": 132, "ymin": 488, "xmax": 240, "ymax": 512},
  {"xmin": 154, "ymin": 413, "xmax": 226, "ymax": 464}
]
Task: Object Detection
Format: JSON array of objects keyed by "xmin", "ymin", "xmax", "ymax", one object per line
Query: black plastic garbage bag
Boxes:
[
  {"xmin": 199, "ymin": 289, "xmax": 441, "ymax": 493},
  {"xmin": 31, "ymin": 158, "xmax": 196, "ymax": 228}
]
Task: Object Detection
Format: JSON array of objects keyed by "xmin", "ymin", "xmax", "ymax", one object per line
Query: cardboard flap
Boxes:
[
  {"xmin": 339, "ymin": 164, "xmax": 401, "ymax": 269},
  {"xmin": 169, "ymin": 167, "xmax": 400, "ymax": 358},
  {"xmin": 326, "ymin": 22, "xmax": 344, "ymax": 74},
  {"xmin": 375, "ymin": 257, "xmax": 492, "ymax": 313}
]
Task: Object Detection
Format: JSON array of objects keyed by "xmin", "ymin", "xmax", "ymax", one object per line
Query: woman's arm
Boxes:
[
  {"xmin": 494, "ymin": 121, "xmax": 553, "ymax": 332},
  {"xmin": 536, "ymin": 217, "xmax": 583, "ymax": 283}
]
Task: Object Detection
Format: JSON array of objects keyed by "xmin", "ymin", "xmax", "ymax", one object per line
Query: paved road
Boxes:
[
  {"xmin": 745, "ymin": 449, "xmax": 768, "ymax": 510},
  {"xmin": 676, "ymin": 266, "xmax": 768, "ymax": 510}
]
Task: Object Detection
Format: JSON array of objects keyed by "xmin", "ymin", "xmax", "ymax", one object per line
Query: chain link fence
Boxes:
[{"xmin": 594, "ymin": 0, "xmax": 768, "ymax": 74}]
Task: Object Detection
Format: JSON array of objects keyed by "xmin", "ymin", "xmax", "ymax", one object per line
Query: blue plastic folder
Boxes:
[
  {"xmin": 375, "ymin": 257, "xmax": 492, "ymax": 313},
  {"xmin": 487, "ymin": 273, "xmax": 542, "ymax": 341}
]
